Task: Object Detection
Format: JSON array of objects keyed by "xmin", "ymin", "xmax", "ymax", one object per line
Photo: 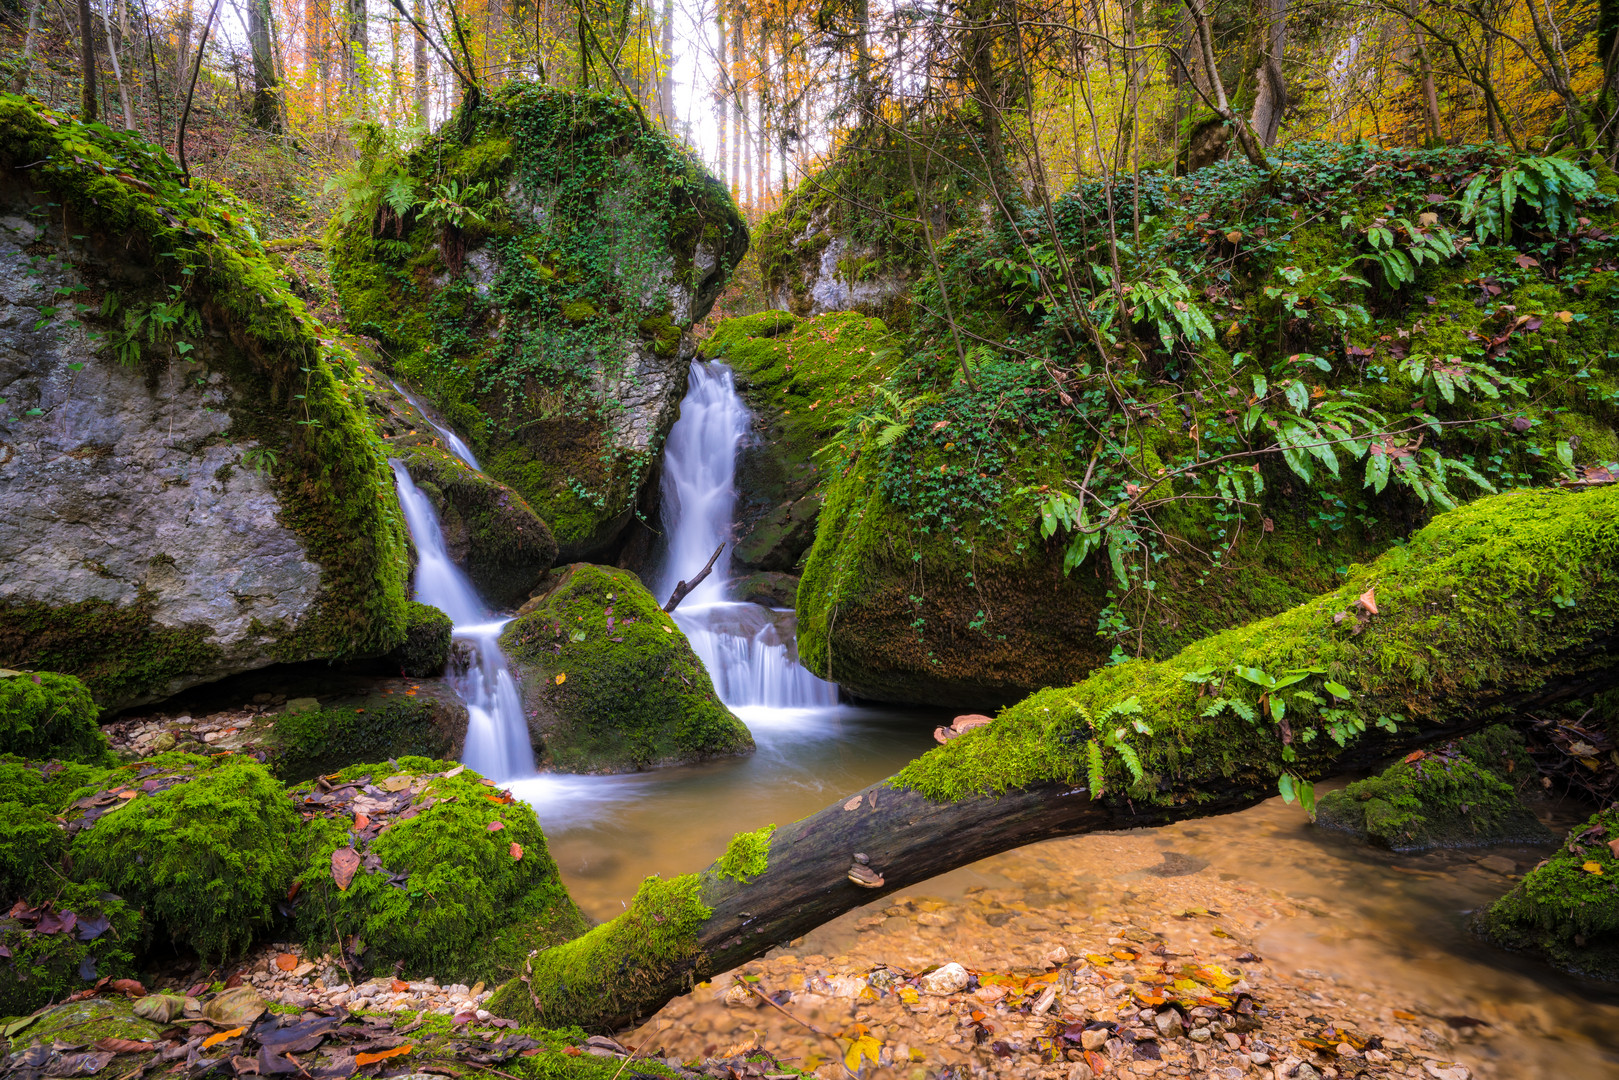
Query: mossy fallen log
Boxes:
[{"xmin": 489, "ymin": 483, "xmax": 1619, "ymax": 1030}]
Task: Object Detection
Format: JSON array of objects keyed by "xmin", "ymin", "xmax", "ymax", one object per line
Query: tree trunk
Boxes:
[
  {"xmin": 659, "ymin": 0, "xmax": 675, "ymax": 127},
  {"xmin": 102, "ymin": 0, "xmax": 136, "ymax": 128},
  {"xmin": 487, "ymin": 484, "xmax": 1619, "ymax": 1032},
  {"xmin": 247, "ymin": 0, "xmax": 279, "ymax": 130},
  {"xmin": 348, "ymin": 0, "xmax": 368, "ymax": 116},
  {"xmin": 77, "ymin": 0, "xmax": 99, "ymax": 121},
  {"xmin": 10, "ymin": 0, "xmax": 43, "ymax": 94},
  {"xmin": 853, "ymin": 0, "xmax": 871, "ymax": 120},
  {"xmin": 1413, "ymin": 17, "xmax": 1443, "ymax": 145},
  {"xmin": 413, "ymin": 0, "xmax": 429, "ymax": 123},
  {"xmin": 716, "ymin": 3, "xmax": 728, "ymax": 185},
  {"xmin": 1184, "ymin": 0, "xmax": 1272, "ymax": 171},
  {"xmin": 734, "ymin": 14, "xmax": 747, "ymax": 203},
  {"xmin": 1248, "ymin": 0, "xmax": 1287, "ymax": 145},
  {"xmin": 176, "ymin": 0, "xmax": 194, "ymax": 103}
]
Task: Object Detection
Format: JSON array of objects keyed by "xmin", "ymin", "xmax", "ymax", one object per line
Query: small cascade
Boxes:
[
  {"xmin": 657, "ymin": 363, "xmax": 837, "ymax": 708},
  {"xmin": 389, "ymin": 460, "xmax": 534, "ymax": 781},
  {"xmin": 390, "ymin": 380, "xmax": 481, "ymax": 470}
]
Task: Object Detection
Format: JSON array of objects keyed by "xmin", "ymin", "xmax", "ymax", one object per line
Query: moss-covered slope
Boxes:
[
  {"xmin": 0, "ymin": 96, "xmax": 410, "ymax": 709},
  {"xmin": 499, "ymin": 564, "xmax": 753, "ymax": 772},
  {"xmin": 796, "ymin": 145, "xmax": 1619, "ymax": 708},
  {"xmin": 329, "ymin": 86, "xmax": 746, "ymax": 561}
]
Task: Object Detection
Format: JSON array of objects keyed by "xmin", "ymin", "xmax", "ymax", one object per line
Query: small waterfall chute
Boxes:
[
  {"xmin": 390, "ymin": 380, "xmax": 481, "ymax": 470},
  {"xmin": 389, "ymin": 460, "xmax": 533, "ymax": 780},
  {"xmin": 657, "ymin": 363, "xmax": 837, "ymax": 709}
]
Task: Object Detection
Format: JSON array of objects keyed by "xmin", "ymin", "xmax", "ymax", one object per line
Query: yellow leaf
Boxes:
[
  {"xmin": 201, "ymin": 1027, "xmax": 245, "ymax": 1048},
  {"xmin": 843, "ymin": 1035, "xmax": 881, "ymax": 1073},
  {"xmin": 897, "ymin": 986, "xmax": 919, "ymax": 1005},
  {"xmin": 1584, "ymin": 861, "xmax": 1604, "ymax": 875},
  {"xmin": 1084, "ymin": 954, "xmax": 1113, "ymax": 966},
  {"xmin": 1557, "ymin": 310, "xmax": 1574, "ymax": 323},
  {"xmin": 554, "ymin": 673, "xmax": 566, "ymax": 685}
]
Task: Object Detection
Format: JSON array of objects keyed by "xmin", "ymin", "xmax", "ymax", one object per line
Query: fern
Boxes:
[{"xmin": 1085, "ymin": 740, "xmax": 1105, "ymax": 800}]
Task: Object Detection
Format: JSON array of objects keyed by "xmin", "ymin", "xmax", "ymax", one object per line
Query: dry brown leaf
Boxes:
[
  {"xmin": 274, "ymin": 953, "xmax": 298, "ymax": 972},
  {"xmin": 510, "ymin": 842, "xmax": 524, "ymax": 860},
  {"xmin": 1357, "ymin": 588, "xmax": 1378, "ymax": 615},
  {"xmin": 332, "ymin": 847, "xmax": 361, "ymax": 891},
  {"xmin": 95, "ymin": 1038, "xmax": 155, "ymax": 1053}
]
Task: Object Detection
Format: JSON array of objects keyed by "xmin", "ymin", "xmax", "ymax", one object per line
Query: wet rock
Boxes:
[
  {"xmin": 1080, "ymin": 1029, "xmax": 1109, "ymax": 1051},
  {"xmin": 919, "ymin": 962, "xmax": 969, "ymax": 996},
  {"xmin": 1153, "ymin": 1011, "xmax": 1181, "ymax": 1038}
]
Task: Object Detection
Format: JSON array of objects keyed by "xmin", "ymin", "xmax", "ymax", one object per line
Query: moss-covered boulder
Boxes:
[
  {"xmin": 0, "ymin": 671, "xmax": 111, "ymax": 764},
  {"xmin": 289, "ymin": 757, "xmax": 586, "ymax": 982},
  {"xmin": 383, "ymin": 600, "xmax": 454, "ymax": 677},
  {"xmin": 0, "ymin": 96, "xmax": 410, "ymax": 711},
  {"xmin": 268, "ymin": 681, "xmax": 466, "ymax": 782},
  {"xmin": 700, "ymin": 311, "xmax": 900, "ymax": 583},
  {"xmin": 500, "ymin": 564, "xmax": 753, "ymax": 772},
  {"xmin": 329, "ymin": 85, "xmax": 747, "ymax": 562},
  {"xmin": 796, "ymin": 145, "xmax": 1619, "ymax": 708},
  {"xmin": 67, "ymin": 753, "xmax": 302, "ymax": 961},
  {"xmin": 0, "ymin": 758, "xmax": 110, "ymax": 900},
  {"xmin": 394, "ymin": 445, "xmax": 558, "ymax": 607},
  {"xmin": 1480, "ymin": 808, "xmax": 1619, "ymax": 980},
  {"xmin": 1315, "ymin": 726, "xmax": 1549, "ymax": 850},
  {"xmin": 0, "ymin": 885, "xmax": 142, "ymax": 1015}
]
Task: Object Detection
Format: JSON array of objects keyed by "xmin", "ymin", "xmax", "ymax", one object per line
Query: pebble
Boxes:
[{"xmin": 919, "ymin": 962, "xmax": 968, "ymax": 995}]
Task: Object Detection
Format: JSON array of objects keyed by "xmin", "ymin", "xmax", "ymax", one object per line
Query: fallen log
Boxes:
[
  {"xmin": 662, "ymin": 543, "xmax": 725, "ymax": 613},
  {"xmin": 489, "ymin": 485, "xmax": 1619, "ymax": 1031}
]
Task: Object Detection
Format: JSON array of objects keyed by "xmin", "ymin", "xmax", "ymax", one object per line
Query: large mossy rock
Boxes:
[
  {"xmin": 329, "ymin": 86, "xmax": 747, "ymax": 562},
  {"xmin": 500, "ymin": 564, "xmax": 753, "ymax": 772},
  {"xmin": 1481, "ymin": 808, "xmax": 1619, "ymax": 980},
  {"xmin": 394, "ymin": 444, "xmax": 558, "ymax": 607},
  {"xmin": 795, "ymin": 145, "xmax": 1619, "ymax": 708},
  {"xmin": 699, "ymin": 311, "xmax": 900, "ymax": 584},
  {"xmin": 0, "ymin": 96, "xmax": 410, "ymax": 712},
  {"xmin": 268, "ymin": 680, "xmax": 467, "ymax": 782},
  {"xmin": 289, "ymin": 757, "xmax": 586, "ymax": 982},
  {"xmin": 1315, "ymin": 726, "xmax": 1549, "ymax": 850}
]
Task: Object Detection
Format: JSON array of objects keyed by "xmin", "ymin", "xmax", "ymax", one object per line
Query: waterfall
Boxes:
[
  {"xmin": 657, "ymin": 363, "xmax": 838, "ymax": 708},
  {"xmin": 389, "ymin": 460, "xmax": 534, "ymax": 781},
  {"xmin": 389, "ymin": 380, "xmax": 481, "ymax": 470}
]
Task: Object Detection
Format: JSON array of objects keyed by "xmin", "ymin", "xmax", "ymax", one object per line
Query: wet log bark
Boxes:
[
  {"xmin": 663, "ymin": 543, "xmax": 724, "ymax": 613},
  {"xmin": 489, "ymin": 485, "xmax": 1619, "ymax": 1032}
]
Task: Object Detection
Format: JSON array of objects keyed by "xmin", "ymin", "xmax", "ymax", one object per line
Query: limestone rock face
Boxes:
[
  {"xmin": 768, "ymin": 219, "xmax": 912, "ymax": 320},
  {"xmin": 0, "ymin": 213, "xmax": 321, "ymax": 708}
]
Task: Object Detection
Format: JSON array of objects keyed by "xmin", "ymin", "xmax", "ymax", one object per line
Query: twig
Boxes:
[
  {"xmin": 611, "ymin": 1021, "xmax": 668, "ymax": 1080},
  {"xmin": 175, "ymin": 0, "xmax": 225, "ymax": 182},
  {"xmin": 663, "ymin": 543, "xmax": 724, "ymax": 613}
]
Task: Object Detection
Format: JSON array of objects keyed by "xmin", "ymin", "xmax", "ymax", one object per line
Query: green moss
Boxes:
[
  {"xmin": 1314, "ymin": 727, "xmax": 1548, "ymax": 850},
  {"xmin": 485, "ymin": 872, "xmax": 711, "ymax": 1029},
  {"xmin": 637, "ymin": 314, "xmax": 683, "ymax": 360},
  {"xmin": 561, "ymin": 300, "xmax": 599, "ymax": 322},
  {"xmin": 892, "ymin": 485, "xmax": 1619, "ymax": 805},
  {"xmin": 68, "ymin": 754, "xmax": 301, "ymax": 961},
  {"xmin": 0, "ymin": 96, "xmax": 410, "ymax": 701},
  {"xmin": 716, "ymin": 824, "xmax": 775, "ymax": 883},
  {"xmin": 0, "ymin": 885, "xmax": 143, "ymax": 1016},
  {"xmin": 386, "ymin": 601, "xmax": 453, "ymax": 677},
  {"xmin": 289, "ymin": 758, "xmax": 586, "ymax": 982},
  {"xmin": 269, "ymin": 690, "xmax": 461, "ymax": 783},
  {"xmin": 397, "ymin": 445, "xmax": 557, "ymax": 607},
  {"xmin": 1482, "ymin": 808, "xmax": 1619, "ymax": 979},
  {"xmin": 0, "ymin": 672, "xmax": 110, "ymax": 764},
  {"xmin": 500, "ymin": 564, "xmax": 753, "ymax": 772}
]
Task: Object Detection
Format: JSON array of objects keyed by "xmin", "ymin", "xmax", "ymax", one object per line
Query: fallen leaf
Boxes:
[
  {"xmin": 332, "ymin": 847, "xmax": 361, "ymax": 891},
  {"xmin": 392, "ymin": 979, "xmax": 409, "ymax": 993},
  {"xmin": 275, "ymin": 953, "xmax": 298, "ymax": 972},
  {"xmin": 94, "ymin": 1039, "xmax": 154, "ymax": 1054},
  {"xmin": 203, "ymin": 987, "xmax": 268, "ymax": 1027},
  {"xmin": 1393, "ymin": 1009, "xmax": 1419, "ymax": 1021},
  {"xmin": 202, "ymin": 1027, "xmax": 247, "ymax": 1049},
  {"xmin": 380, "ymin": 775, "xmax": 412, "ymax": 792},
  {"xmin": 1404, "ymin": 750, "xmax": 1426, "ymax": 764},
  {"xmin": 843, "ymin": 1034, "xmax": 882, "ymax": 1072},
  {"xmin": 843, "ymin": 795, "xmax": 863, "ymax": 811},
  {"xmin": 1584, "ymin": 861, "xmax": 1604, "ymax": 875},
  {"xmin": 1516, "ymin": 254, "xmax": 1540, "ymax": 269},
  {"xmin": 443, "ymin": 765, "xmax": 465, "ymax": 778},
  {"xmin": 510, "ymin": 842, "xmax": 523, "ymax": 860},
  {"xmin": 1357, "ymin": 588, "xmax": 1378, "ymax": 615},
  {"xmin": 354, "ymin": 1045, "xmax": 414, "ymax": 1067},
  {"xmin": 1608, "ymin": 838, "xmax": 1619, "ymax": 858},
  {"xmin": 1225, "ymin": 230, "xmax": 1243, "ymax": 243},
  {"xmin": 487, "ymin": 820, "xmax": 505, "ymax": 832},
  {"xmin": 353, "ymin": 814, "xmax": 369, "ymax": 830},
  {"xmin": 1556, "ymin": 310, "xmax": 1574, "ymax": 323},
  {"xmin": 110, "ymin": 978, "xmax": 146, "ymax": 997},
  {"xmin": 554, "ymin": 672, "xmax": 567, "ymax": 685}
]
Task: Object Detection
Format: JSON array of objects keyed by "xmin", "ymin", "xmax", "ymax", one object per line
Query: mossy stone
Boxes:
[
  {"xmin": 269, "ymin": 684, "xmax": 466, "ymax": 783},
  {"xmin": 1481, "ymin": 808, "xmax": 1619, "ymax": 980},
  {"xmin": 289, "ymin": 757, "xmax": 586, "ymax": 982},
  {"xmin": 500, "ymin": 564, "xmax": 753, "ymax": 772},
  {"xmin": 0, "ymin": 885, "xmax": 143, "ymax": 1016},
  {"xmin": 68, "ymin": 753, "xmax": 301, "ymax": 961},
  {"xmin": 0, "ymin": 672, "xmax": 110, "ymax": 764},
  {"xmin": 385, "ymin": 601, "xmax": 454, "ymax": 678}
]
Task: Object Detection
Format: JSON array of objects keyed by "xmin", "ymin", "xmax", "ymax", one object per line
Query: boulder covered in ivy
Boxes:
[
  {"xmin": 499, "ymin": 563, "xmax": 753, "ymax": 772},
  {"xmin": 329, "ymin": 86, "xmax": 747, "ymax": 563},
  {"xmin": 783, "ymin": 145, "xmax": 1619, "ymax": 708},
  {"xmin": 0, "ymin": 96, "xmax": 412, "ymax": 712}
]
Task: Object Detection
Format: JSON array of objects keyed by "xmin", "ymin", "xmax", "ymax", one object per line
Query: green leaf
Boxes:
[
  {"xmin": 1085, "ymin": 740, "xmax": 1105, "ymax": 799},
  {"xmin": 1278, "ymin": 773, "xmax": 1296, "ymax": 804},
  {"xmin": 1323, "ymin": 680, "xmax": 1352, "ymax": 700}
]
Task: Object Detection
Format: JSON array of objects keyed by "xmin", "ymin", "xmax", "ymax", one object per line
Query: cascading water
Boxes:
[
  {"xmin": 389, "ymin": 460, "xmax": 534, "ymax": 781},
  {"xmin": 657, "ymin": 362, "xmax": 838, "ymax": 708},
  {"xmin": 389, "ymin": 380, "xmax": 481, "ymax": 470}
]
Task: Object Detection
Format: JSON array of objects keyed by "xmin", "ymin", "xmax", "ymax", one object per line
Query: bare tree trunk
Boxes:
[
  {"xmin": 1248, "ymin": 0, "xmax": 1288, "ymax": 145},
  {"xmin": 488, "ymin": 0, "xmax": 505, "ymax": 86},
  {"xmin": 348, "ymin": 0, "xmax": 369, "ymax": 116},
  {"xmin": 102, "ymin": 0, "xmax": 136, "ymax": 128},
  {"xmin": 733, "ymin": 13, "xmax": 746, "ymax": 201},
  {"xmin": 10, "ymin": 0, "xmax": 43, "ymax": 93},
  {"xmin": 176, "ymin": 0, "xmax": 194, "ymax": 103},
  {"xmin": 1184, "ymin": 0, "xmax": 1272, "ymax": 171},
  {"xmin": 1413, "ymin": 17, "xmax": 1443, "ymax": 144},
  {"xmin": 413, "ymin": 0, "xmax": 429, "ymax": 123},
  {"xmin": 78, "ymin": 0, "xmax": 99, "ymax": 121},
  {"xmin": 853, "ymin": 0, "xmax": 871, "ymax": 120},
  {"xmin": 716, "ymin": 2, "xmax": 728, "ymax": 182},
  {"xmin": 659, "ymin": 0, "xmax": 675, "ymax": 127}
]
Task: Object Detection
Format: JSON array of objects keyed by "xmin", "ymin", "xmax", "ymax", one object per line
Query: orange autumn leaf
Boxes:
[
  {"xmin": 275, "ymin": 953, "xmax": 298, "ymax": 972},
  {"xmin": 354, "ymin": 1045, "xmax": 414, "ymax": 1066},
  {"xmin": 202, "ymin": 1027, "xmax": 245, "ymax": 1048},
  {"xmin": 510, "ymin": 841, "xmax": 524, "ymax": 860}
]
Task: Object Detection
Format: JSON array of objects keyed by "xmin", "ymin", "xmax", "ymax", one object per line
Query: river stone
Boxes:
[
  {"xmin": 0, "ymin": 204, "xmax": 329, "ymax": 710},
  {"xmin": 919, "ymin": 962, "xmax": 969, "ymax": 996}
]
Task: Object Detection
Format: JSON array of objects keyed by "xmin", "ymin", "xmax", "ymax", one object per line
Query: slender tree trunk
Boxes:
[
  {"xmin": 716, "ymin": 3, "xmax": 728, "ymax": 183},
  {"xmin": 348, "ymin": 0, "xmax": 369, "ymax": 116},
  {"xmin": 414, "ymin": 0, "xmax": 429, "ymax": 123},
  {"xmin": 659, "ymin": 0, "xmax": 675, "ymax": 127},
  {"xmin": 1413, "ymin": 18, "xmax": 1443, "ymax": 144},
  {"xmin": 732, "ymin": 13, "xmax": 745, "ymax": 201},
  {"xmin": 10, "ymin": 0, "xmax": 44, "ymax": 93},
  {"xmin": 78, "ymin": 0, "xmax": 99, "ymax": 121},
  {"xmin": 1184, "ymin": 0, "xmax": 1272, "ymax": 170},
  {"xmin": 486, "ymin": 485, "xmax": 1619, "ymax": 1033},
  {"xmin": 1248, "ymin": 0, "xmax": 1288, "ymax": 145},
  {"xmin": 854, "ymin": 0, "xmax": 871, "ymax": 120},
  {"xmin": 176, "ymin": 0, "xmax": 194, "ymax": 102},
  {"xmin": 102, "ymin": 0, "xmax": 136, "ymax": 128},
  {"xmin": 247, "ymin": 0, "xmax": 279, "ymax": 129}
]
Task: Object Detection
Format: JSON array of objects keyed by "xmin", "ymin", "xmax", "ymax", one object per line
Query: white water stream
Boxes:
[
  {"xmin": 390, "ymin": 379, "xmax": 481, "ymax": 470},
  {"xmin": 654, "ymin": 362, "xmax": 838, "ymax": 708}
]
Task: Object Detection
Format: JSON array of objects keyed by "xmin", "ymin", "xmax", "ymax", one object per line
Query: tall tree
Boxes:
[
  {"xmin": 102, "ymin": 0, "xmax": 137, "ymax": 128},
  {"xmin": 414, "ymin": 0, "xmax": 430, "ymax": 122},
  {"xmin": 716, "ymin": 0, "xmax": 729, "ymax": 180},
  {"xmin": 11, "ymin": 0, "xmax": 43, "ymax": 94},
  {"xmin": 248, "ymin": 0, "xmax": 280, "ymax": 129},
  {"xmin": 349, "ymin": 0, "xmax": 370, "ymax": 115},
  {"xmin": 77, "ymin": 0, "xmax": 99, "ymax": 121},
  {"xmin": 1248, "ymin": 0, "xmax": 1288, "ymax": 145},
  {"xmin": 660, "ymin": 0, "xmax": 675, "ymax": 126}
]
